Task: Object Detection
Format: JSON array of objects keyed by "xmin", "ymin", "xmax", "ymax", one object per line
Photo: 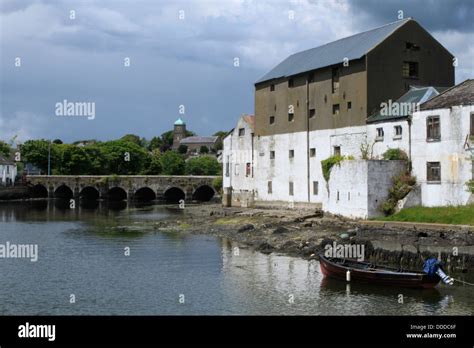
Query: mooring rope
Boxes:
[{"xmin": 452, "ymin": 278, "xmax": 474, "ymax": 286}]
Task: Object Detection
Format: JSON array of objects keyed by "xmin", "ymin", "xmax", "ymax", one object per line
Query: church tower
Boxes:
[{"xmin": 172, "ymin": 117, "xmax": 186, "ymax": 150}]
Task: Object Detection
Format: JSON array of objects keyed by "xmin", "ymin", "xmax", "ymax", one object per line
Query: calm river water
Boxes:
[{"xmin": 0, "ymin": 201, "xmax": 472, "ymax": 315}]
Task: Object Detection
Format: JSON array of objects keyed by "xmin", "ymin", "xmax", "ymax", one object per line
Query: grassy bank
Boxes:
[{"xmin": 377, "ymin": 205, "xmax": 474, "ymax": 226}]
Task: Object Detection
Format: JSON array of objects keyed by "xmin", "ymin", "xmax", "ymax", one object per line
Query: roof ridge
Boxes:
[{"xmin": 286, "ymin": 18, "xmax": 411, "ymax": 59}]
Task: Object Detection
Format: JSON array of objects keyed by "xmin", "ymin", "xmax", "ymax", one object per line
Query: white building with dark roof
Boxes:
[{"xmin": 0, "ymin": 155, "xmax": 17, "ymax": 186}]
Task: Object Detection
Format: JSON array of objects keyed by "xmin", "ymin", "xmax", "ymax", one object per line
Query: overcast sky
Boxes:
[{"xmin": 1, "ymin": 0, "xmax": 473, "ymax": 143}]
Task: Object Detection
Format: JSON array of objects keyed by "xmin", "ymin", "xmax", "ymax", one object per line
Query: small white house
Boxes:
[
  {"xmin": 222, "ymin": 115, "xmax": 255, "ymax": 207},
  {"xmin": 0, "ymin": 155, "xmax": 17, "ymax": 186},
  {"xmin": 410, "ymin": 80, "xmax": 474, "ymax": 206}
]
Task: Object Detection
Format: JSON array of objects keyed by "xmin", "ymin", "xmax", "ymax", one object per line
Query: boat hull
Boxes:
[{"xmin": 319, "ymin": 256, "xmax": 440, "ymax": 289}]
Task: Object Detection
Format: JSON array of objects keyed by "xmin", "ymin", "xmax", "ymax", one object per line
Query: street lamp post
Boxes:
[{"xmin": 48, "ymin": 140, "xmax": 51, "ymax": 176}]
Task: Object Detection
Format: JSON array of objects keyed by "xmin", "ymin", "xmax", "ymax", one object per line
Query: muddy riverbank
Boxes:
[{"xmin": 147, "ymin": 203, "xmax": 474, "ymax": 272}]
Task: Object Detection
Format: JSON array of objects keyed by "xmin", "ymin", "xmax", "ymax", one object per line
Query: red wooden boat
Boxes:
[{"xmin": 319, "ymin": 255, "xmax": 440, "ymax": 288}]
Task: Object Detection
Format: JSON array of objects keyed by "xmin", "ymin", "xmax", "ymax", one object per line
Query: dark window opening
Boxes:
[
  {"xmin": 270, "ymin": 84, "xmax": 275, "ymax": 91},
  {"xmin": 270, "ymin": 151, "xmax": 275, "ymax": 159},
  {"xmin": 347, "ymin": 101, "xmax": 352, "ymax": 110},
  {"xmin": 334, "ymin": 146, "xmax": 341, "ymax": 156},
  {"xmin": 289, "ymin": 182, "xmax": 294, "ymax": 196},
  {"xmin": 289, "ymin": 150, "xmax": 294, "ymax": 158},
  {"xmin": 309, "ymin": 108, "xmax": 316, "ymax": 118},
  {"xmin": 402, "ymin": 61, "xmax": 419, "ymax": 78},
  {"xmin": 246, "ymin": 163, "xmax": 251, "ymax": 177},
  {"xmin": 406, "ymin": 42, "xmax": 420, "ymax": 51},
  {"xmin": 288, "ymin": 113, "xmax": 294, "ymax": 122},
  {"xmin": 427, "ymin": 116, "xmax": 440, "ymax": 141},
  {"xmin": 310, "ymin": 148, "xmax": 316, "ymax": 157},
  {"xmin": 470, "ymin": 113, "xmax": 474, "ymax": 137},
  {"xmin": 288, "ymin": 79, "xmax": 294, "ymax": 88},
  {"xmin": 238, "ymin": 128, "xmax": 245, "ymax": 136},
  {"xmin": 269, "ymin": 116, "xmax": 275, "ymax": 124},
  {"xmin": 376, "ymin": 127, "xmax": 384, "ymax": 140},
  {"xmin": 313, "ymin": 181, "xmax": 318, "ymax": 195},
  {"xmin": 394, "ymin": 125, "xmax": 403, "ymax": 138},
  {"xmin": 332, "ymin": 104, "xmax": 340, "ymax": 115},
  {"xmin": 268, "ymin": 181, "xmax": 272, "ymax": 194},
  {"xmin": 427, "ymin": 162, "xmax": 441, "ymax": 182}
]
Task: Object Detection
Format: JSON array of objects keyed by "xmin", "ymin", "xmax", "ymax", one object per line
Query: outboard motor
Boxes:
[{"xmin": 423, "ymin": 258, "xmax": 454, "ymax": 285}]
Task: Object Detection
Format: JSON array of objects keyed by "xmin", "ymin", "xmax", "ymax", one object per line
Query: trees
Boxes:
[
  {"xmin": 178, "ymin": 144, "xmax": 188, "ymax": 154},
  {"xmin": 120, "ymin": 134, "xmax": 144, "ymax": 147},
  {"xmin": 21, "ymin": 139, "xmax": 56, "ymax": 172},
  {"xmin": 145, "ymin": 150, "xmax": 162, "ymax": 174},
  {"xmin": 160, "ymin": 151, "xmax": 185, "ymax": 175},
  {"xmin": 0, "ymin": 140, "xmax": 11, "ymax": 157},
  {"xmin": 148, "ymin": 136, "xmax": 163, "ymax": 151},
  {"xmin": 199, "ymin": 146, "xmax": 209, "ymax": 154},
  {"xmin": 98, "ymin": 140, "xmax": 150, "ymax": 175},
  {"xmin": 185, "ymin": 156, "xmax": 221, "ymax": 175}
]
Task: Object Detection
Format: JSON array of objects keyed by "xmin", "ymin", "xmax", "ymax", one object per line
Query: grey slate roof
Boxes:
[
  {"xmin": 420, "ymin": 79, "xmax": 474, "ymax": 110},
  {"xmin": 0, "ymin": 155, "xmax": 15, "ymax": 165},
  {"xmin": 367, "ymin": 86, "xmax": 445, "ymax": 123},
  {"xmin": 256, "ymin": 18, "xmax": 412, "ymax": 84},
  {"xmin": 180, "ymin": 136, "xmax": 218, "ymax": 144}
]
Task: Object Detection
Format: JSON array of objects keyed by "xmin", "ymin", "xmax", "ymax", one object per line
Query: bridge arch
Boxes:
[
  {"xmin": 192, "ymin": 185, "xmax": 215, "ymax": 202},
  {"xmin": 163, "ymin": 186, "xmax": 185, "ymax": 203},
  {"xmin": 106, "ymin": 186, "xmax": 127, "ymax": 201},
  {"xmin": 134, "ymin": 187, "xmax": 156, "ymax": 202},
  {"xmin": 80, "ymin": 186, "xmax": 100, "ymax": 201},
  {"xmin": 30, "ymin": 184, "xmax": 48, "ymax": 198},
  {"xmin": 54, "ymin": 184, "xmax": 74, "ymax": 199}
]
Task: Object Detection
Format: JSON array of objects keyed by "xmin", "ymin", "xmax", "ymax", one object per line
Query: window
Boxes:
[
  {"xmin": 427, "ymin": 162, "xmax": 441, "ymax": 182},
  {"xmin": 332, "ymin": 104, "xmax": 340, "ymax": 115},
  {"xmin": 470, "ymin": 113, "xmax": 474, "ymax": 137},
  {"xmin": 269, "ymin": 116, "xmax": 275, "ymax": 124},
  {"xmin": 238, "ymin": 128, "xmax": 245, "ymax": 136},
  {"xmin": 426, "ymin": 116, "xmax": 441, "ymax": 141},
  {"xmin": 376, "ymin": 127, "xmax": 384, "ymax": 141},
  {"xmin": 288, "ymin": 112, "xmax": 294, "ymax": 122},
  {"xmin": 310, "ymin": 148, "xmax": 316, "ymax": 157},
  {"xmin": 270, "ymin": 84, "xmax": 275, "ymax": 91},
  {"xmin": 406, "ymin": 42, "xmax": 420, "ymax": 51},
  {"xmin": 332, "ymin": 67, "xmax": 340, "ymax": 94},
  {"xmin": 268, "ymin": 181, "xmax": 272, "ymax": 194},
  {"xmin": 313, "ymin": 181, "xmax": 319, "ymax": 195},
  {"xmin": 402, "ymin": 61, "xmax": 419, "ymax": 78},
  {"xmin": 234, "ymin": 164, "xmax": 239, "ymax": 176},
  {"xmin": 246, "ymin": 163, "xmax": 251, "ymax": 177},
  {"xmin": 334, "ymin": 146, "xmax": 341, "ymax": 156},
  {"xmin": 394, "ymin": 125, "xmax": 403, "ymax": 139},
  {"xmin": 288, "ymin": 79, "xmax": 294, "ymax": 88},
  {"xmin": 309, "ymin": 108, "xmax": 316, "ymax": 118},
  {"xmin": 289, "ymin": 182, "xmax": 294, "ymax": 196},
  {"xmin": 289, "ymin": 150, "xmax": 294, "ymax": 158},
  {"xmin": 225, "ymin": 158, "xmax": 230, "ymax": 177},
  {"xmin": 347, "ymin": 102, "xmax": 352, "ymax": 110},
  {"xmin": 270, "ymin": 151, "xmax": 275, "ymax": 159}
]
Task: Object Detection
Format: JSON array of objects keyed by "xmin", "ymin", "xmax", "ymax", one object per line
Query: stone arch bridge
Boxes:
[{"xmin": 26, "ymin": 175, "xmax": 219, "ymax": 202}]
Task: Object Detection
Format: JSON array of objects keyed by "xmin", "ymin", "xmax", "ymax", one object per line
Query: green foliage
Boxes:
[
  {"xmin": 55, "ymin": 144, "xmax": 92, "ymax": 175},
  {"xmin": 377, "ymin": 205, "xmax": 474, "ymax": 226},
  {"xmin": 160, "ymin": 151, "xmax": 185, "ymax": 175},
  {"xmin": 199, "ymin": 146, "xmax": 209, "ymax": 154},
  {"xmin": 212, "ymin": 176, "xmax": 223, "ymax": 193},
  {"xmin": 0, "ymin": 140, "xmax": 11, "ymax": 157},
  {"xmin": 185, "ymin": 156, "xmax": 221, "ymax": 175},
  {"xmin": 52, "ymin": 139, "xmax": 63, "ymax": 144},
  {"xmin": 178, "ymin": 144, "xmax": 188, "ymax": 154},
  {"xmin": 380, "ymin": 172, "xmax": 417, "ymax": 215},
  {"xmin": 98, "ymin": 140, "xmax": 149, "ymax": 175},
  {"xmin": 21, "ymin": 139, "xmax": 56, "ymax": 172},
  {"xmin": 120, "ymin": 134, "xmax": 144, "ymax": 146},
  {"xmin": 321, "ymin": 155, "xmax": 347, "ymax": 182},
  {"xmin": 382, "ymin": 148, "xmax": 408, "ymax": 161},
  {"xmin": 360, "ymin": 139, "xmax": 375, "ymax": 160},
  {"xmin": 145, "ymin": 150, "xmax": 162, "ymax": 175},
  {"xmin": 467, "ymin": 180, "xmax": 474, "ymax": 194},
  {"xmin": 148, "ymin": 136, "xmax": 163, "ymax": 151}
]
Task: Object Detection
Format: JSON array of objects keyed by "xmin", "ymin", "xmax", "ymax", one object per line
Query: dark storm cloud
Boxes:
[{"xmin": 349, "ymin": 0, "xmax": 474, "ymax": 32}]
